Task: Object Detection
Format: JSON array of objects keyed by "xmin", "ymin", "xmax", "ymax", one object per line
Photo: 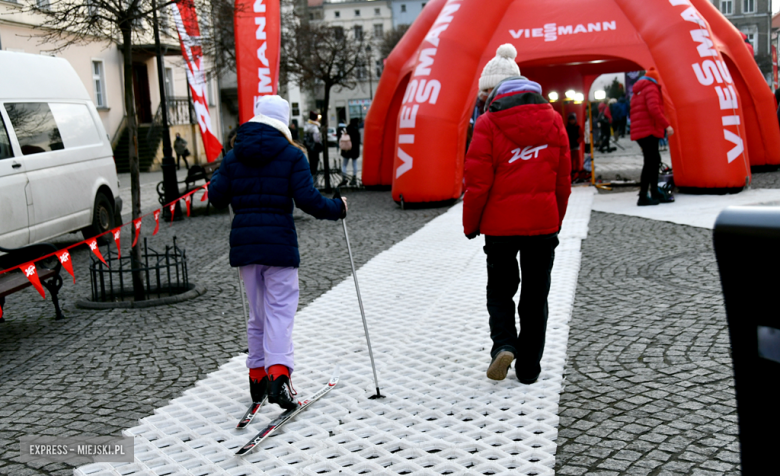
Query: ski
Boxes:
[
  {"xmin": 236, "ymin": 397, "xmax": 267, "ymax": 429},
  {"xmin": 235, "ymin": 369, "xmax": 339, "ymax": 456}
]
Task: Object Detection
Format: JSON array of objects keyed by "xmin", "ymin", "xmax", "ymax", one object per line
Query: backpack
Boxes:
[
  {"xmin": 303, "ymin": 130, "xmax": 322, "ymax": 154},
  {"xmin": 339, "ymin": 131, "xmax": 352, "ymax": 152}
]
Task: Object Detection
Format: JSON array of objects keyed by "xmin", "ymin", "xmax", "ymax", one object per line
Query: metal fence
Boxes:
[{"xmin": 88, "ymin": 237, "xmax": 189, "ymax": 303}]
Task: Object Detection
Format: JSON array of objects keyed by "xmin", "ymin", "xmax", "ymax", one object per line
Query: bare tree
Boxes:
[
  {"xmin": 281, "ymin": 5, "xmax": 365, "ymax": 191},
  {"xmin": 22, "ymin": 0, "xmax": 199, "ymax": 301},
  {"xmin": 380, "ymin": 24, "xmax": 409, "ymax": 60}
]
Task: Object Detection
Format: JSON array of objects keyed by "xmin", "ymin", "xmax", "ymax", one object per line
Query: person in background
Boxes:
[
  {"xmin": 630, "ymin": 67, "xmax": 674, "ymax": 206},
  {"xmin": 566, "ymin": 113, "xmax": 582, "ymax": 177},
  {"xmin": 289, "ymin": 120, "xmax": 299, "ymax": 142},
  {"xmin": 174, "ymin": 133, "xmax": 189, "ymax": 170},
  {"xmin": 597, "ymin": 99, "xmax": 615, "ymax": 153},
  {"xmin": 463, "ymin": 44, "xmax": 572, "ymax": 386},
  {"xmin": 208, "ymin": 96, "xmax": 347, "ymax": 411},
  {"xmin": 303, "ymin": 112, "xmax": 322, "ymax": 178},
  {"xmin": 340, "ymin": 118, "xmax": 361, "ymax": 186}
]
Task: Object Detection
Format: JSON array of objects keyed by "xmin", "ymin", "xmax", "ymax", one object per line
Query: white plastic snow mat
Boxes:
[
  {"xmin": 76, "ymin": 187, "xmax": 595, "ymax": 476},
  {"xmin": 592, "ymin": 188, "xmax": 780, "ymax": 229}
]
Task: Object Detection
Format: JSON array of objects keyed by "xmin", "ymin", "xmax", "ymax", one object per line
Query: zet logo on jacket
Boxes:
[{"xmin": 509, "ymin": 145, "xmax": 548, "ymax": 163}]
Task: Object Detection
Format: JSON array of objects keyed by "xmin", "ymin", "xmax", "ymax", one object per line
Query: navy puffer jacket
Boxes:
[{"xmin": 209, "ymin": 122, "xmax": 344, "ymax": 268}]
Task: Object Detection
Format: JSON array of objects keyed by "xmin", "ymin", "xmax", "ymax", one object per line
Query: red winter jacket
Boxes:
[
  {"xmin": 630, "ymin": 78, "xmax": 670, "ymax": 140},
  {"xmin": 463, "ymin": 88, "xmax": 572, "ymax": 237}
]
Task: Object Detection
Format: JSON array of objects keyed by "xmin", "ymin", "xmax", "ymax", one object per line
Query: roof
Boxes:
[
  {"xmin": 773, "ymin": 12, "xmax": 780, "ymax": 29},
  {"xmin": 0, "ymin": 51, "xmax": 90, "ymax": 102},
  {"xmin": 308, "ymin": 0, "xmax": 323, "ymax": 6}
]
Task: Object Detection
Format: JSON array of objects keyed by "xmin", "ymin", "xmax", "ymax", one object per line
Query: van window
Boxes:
[
  {"xmin": 50, "ymin": 103, "xmax": 101, "ymax": 148},
  {"xmin": 4, "ymin": 103, "xmax": 64, "ymax": 155},
  {"xmin": 0, "ymin": 114, "xmax": 12, "ymax": 159}
]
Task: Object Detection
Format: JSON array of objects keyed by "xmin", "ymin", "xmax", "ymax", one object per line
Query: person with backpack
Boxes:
[
  {"xmin": 630, "ymin": 67, "xmax": 674, "ymax": 206},
  {"xmin": 463, "ymin": 45, "xmax": 572, "ymax": 385},
  {"xmin": 208, "ymin": 96, "xmax": 347, "ymax": 410},
  {"xmin": 303, "ymin": 111, "xmax": 323, "ymax": 178},
  {"xmin": 339, "ymin": 118, "xmax": 361, "ymax": 186},
  {"xmin": 597, "ymin": 99, "xmax": 615, "ymax": 153}
]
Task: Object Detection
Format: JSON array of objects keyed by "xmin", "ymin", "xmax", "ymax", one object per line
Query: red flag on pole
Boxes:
[
  {"xmin": 153, "ymin": 210, "xmax": 161, "ymax": 235},
  {"xmin": 21, "ymin": 262, "xmax": 46, "ymax": 299},
  {"xmin": 200, "ymin": 188, "xmax": 208, "ymax": 202},
  {"xmin": 111, "ymin": 227, "xmax": 122, "ymax": 258},
  {"xmin": 170, "ymin": 0, "xmax": 223, "ymax": 161},
  {"xmin": 132, "ymin": 218, "xmax": 143, "ymax": 247},
  {"xmin": 184, "ymin": 193, "xmax": 192, "ymax": 217},
  {"xmin": 86, "ymin": 238, "xmax": 107, "ymax": 266},
  {"xmin": 234, "ymin": 0, "xmax": 281, "ymax": 124},
  {"xmin": 55, "ymin": 249, "xmax": 75, "ymax": 283}
]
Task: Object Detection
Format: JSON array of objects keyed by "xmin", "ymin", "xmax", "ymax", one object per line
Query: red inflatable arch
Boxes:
[{"xmin": 362, "ymin": 0, "xmax": 780, "ymax": 204}]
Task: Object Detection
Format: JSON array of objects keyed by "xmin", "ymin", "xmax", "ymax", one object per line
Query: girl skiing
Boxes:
[{"xmin": 209, "ymin": 96, "xmax": 347, "ymax": 410}]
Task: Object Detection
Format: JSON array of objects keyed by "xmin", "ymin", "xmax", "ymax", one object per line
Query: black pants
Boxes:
[
  {"xmin": 637, "ymin": 136, "xmax": 661, "ymax": 197},
  {"xmin": 307, "ymin": 148, "xmax": 320, "ymax": 177},
  {"xmin": 176, "ymin": 153, "xmax": 189, "ymax": 170},
  {"xmin": 484, "ymin": 233, "xmax": 558, "ymax": 378}
]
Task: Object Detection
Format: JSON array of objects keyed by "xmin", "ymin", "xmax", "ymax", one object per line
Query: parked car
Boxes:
[
  {"xmin": 0, "ymin": 51, "xmax": 122, "ymax": 249},
  {"xmin": 327, "ymin": 127, "xmax": 337, "ymax": 147}
]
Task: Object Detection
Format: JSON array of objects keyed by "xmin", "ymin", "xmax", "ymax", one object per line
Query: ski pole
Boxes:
[
  {"xmin": 334, "ymin": 189, "xmax": 385, "ymax": 399},
  {"xmin": 229, "ymin": 206, "xmax": 250, "ymax": 335}
]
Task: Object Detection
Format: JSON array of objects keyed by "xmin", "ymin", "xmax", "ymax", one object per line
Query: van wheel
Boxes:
[{"xmin": 82, "ymin": 192, "xmax": 115, "ymax": 245}]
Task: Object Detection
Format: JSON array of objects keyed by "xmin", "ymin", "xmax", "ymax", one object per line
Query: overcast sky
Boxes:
[{"xmin": 775, "ymin": 0, "xmax": 779, "ymax": 14}]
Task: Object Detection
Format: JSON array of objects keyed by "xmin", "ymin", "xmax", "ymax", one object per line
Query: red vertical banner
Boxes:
[
  {"xmin": 234, "ymin": 0, "xmax": 281, "ymax": 124},
  {"xmin": 153, "ymin": 210, "xmax": 161, "ymax": 235},
  {"xmin": 111, "ymin": 228, "xmax": 122, "ymax": 258},
  {"xmin": 86, "ymin": 238, "xmax": 107, "ymax": 266},
  {"xmin": 21, "ymin": 262, "xmax": 46, "ymax": 299},
  {"xmin": 55, "ymin": 249, "xmax": 76, "ymax": 283},
  {"xmin": 171, "ymin": 0, "xmax": 223, "ymax": 161},
  {"xmin": 773, "ymin": 45, "xmax": 778, "ymax": 91},
  {"xmin": 132, "ymin": 218, "xmax": 143, "ymax": 247}
]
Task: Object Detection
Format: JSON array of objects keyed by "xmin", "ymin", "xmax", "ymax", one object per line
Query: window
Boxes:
[
  {"xmin": 0, "ymin": 114, "xmax": 13, "ymax": 160},
  {"xmin": 354, "ymin": 25, "xmax": 363, "ymax": 41},
  {"xmin": 4, "ymin": 103, "xmax": 63, "ymax": 155},
  {"xmin": 374, "ymin": 24, "xmax": 384, "ymax": 38},
  {"xmin": 355, "ymin": 9, "xmax": 360, "ymax": 17},
  {"xmin": 356, "ymin": 59, "xmax": 367, "ymax": 80},
  {"xmin": 334, "ymin": 26, "xmax": 344, "ymax": 40},
  {"xmin": 164, "ymin": 67, "xmax": 174, "ymax": 99},
  {"xmin": 375, "ymin": 59, "xmax": 383, "ymax": 78},
  {"xmin": 375, "ymin": 8, "xmax": 380, "ymax": 15},
  {"xmin": 334, "ymin": 10, "xmax": 340, "ymax": 18},
  {"xmin": 720, "ymin": 0, "xmax": 732, "ymax": 14},
  {"xmin": 87, "ymin": 0, "xmax": 98, "ymax": 17},
  {"xmin": 742, "ymin": 27, "xmax": 758, "ymax": 55},
  {"xmin": 422, "ymin": 2, "xmax": 426, "ymax": 7},
  {"xmin": 292, "ymin": 102, "xmax": 300, "ymax": 117},
  {"xmin": 49, "ymin": 103, "xmax": 101, "ymax": 148},
  {"xmin": 92, "ymin": 60, "xmax": 107, "ymax": 108},
  {"xmin": 401, "ymin": 4, "xmax": 407, "ymax": 13},
  {"xmin": 36, "ymin": 0, "xmax": 50, "ymax": 10},
  {"xmin": 743, "ymin": 0, "xmax": 754, "ymax": 13}
]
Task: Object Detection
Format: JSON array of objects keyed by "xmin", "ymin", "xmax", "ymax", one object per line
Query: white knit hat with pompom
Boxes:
[{"xmin": 479, "ymin": 44, "xmax": 521, "ymax": 91}]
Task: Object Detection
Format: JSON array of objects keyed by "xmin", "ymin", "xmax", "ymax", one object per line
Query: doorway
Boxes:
[{"xmin": 132, "ymin": 63, "xmax": 153, "ymax": 124}]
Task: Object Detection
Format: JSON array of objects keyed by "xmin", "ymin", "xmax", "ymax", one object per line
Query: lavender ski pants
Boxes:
[{"xmin": 240, "ymin": 264, "xmax": 299, "ymax": 372}]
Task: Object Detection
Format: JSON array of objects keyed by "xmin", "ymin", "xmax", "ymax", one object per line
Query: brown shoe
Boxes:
[{"xmin": 486, "ymin": 350, "xmax": 515, "ymax": 381}]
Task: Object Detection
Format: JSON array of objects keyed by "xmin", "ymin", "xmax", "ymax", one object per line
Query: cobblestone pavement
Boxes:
[
  {"xmin": 589, "ymin": 138, "xmax": 672, "ymax": 183},
  {"xmin": 0, "ymin": 191, "xmax": 447, "ymax": 476},
  {"xmin": 555, "ymin": 212, "xmax": 740, "ymax": 476}
]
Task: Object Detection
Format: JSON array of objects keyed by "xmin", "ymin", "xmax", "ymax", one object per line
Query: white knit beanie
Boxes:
[
  {"xmin": 479, "ymin": 44, "xmax": 521, "ymax": 91},
  {"xmin": 254, "ymin": 95, "xmax": 290, "ymax": 125}
]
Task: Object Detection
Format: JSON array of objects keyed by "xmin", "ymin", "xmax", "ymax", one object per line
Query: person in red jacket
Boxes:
[
  {"xmin": 630, "ymin": 68, "xmax": 674, "ymax": 206},
  {"xmin": 463, "ymin": 61, "xmax": 572, "ymax": 384}
]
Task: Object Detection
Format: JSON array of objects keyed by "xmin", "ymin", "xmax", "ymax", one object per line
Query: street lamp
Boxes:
[
  {"xmin": 548, "ymin": 91, "xmax": 559, "ymax": 102},
  {"xmin": 594, "ymin": 90, "xmax": 607, "ymax": 101},
  {"xmin": 565, "ymin": 90, "xmax": 576, "ymax": 100},
  {"xmin": 366, "ymin": 44, "xmax": 373, "ymax": 101}
]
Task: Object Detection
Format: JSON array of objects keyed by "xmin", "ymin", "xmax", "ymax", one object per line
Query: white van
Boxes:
[{"xmin": 0, "ymin": 51, "xmax": 122, "ymax": 249}]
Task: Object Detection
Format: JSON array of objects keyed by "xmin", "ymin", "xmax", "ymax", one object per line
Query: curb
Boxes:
[{"xmin": 75, "ymin": 283, "xmax": 207, "ymax": 309}]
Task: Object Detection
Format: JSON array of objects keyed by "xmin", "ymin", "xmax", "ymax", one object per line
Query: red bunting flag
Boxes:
[
  {"xmin": 184, "ymin": 194, "xmax": 192, "ymax": 217},
  {"xmin": 169, "ymin": 202, "xmax": 177, "ymax": 224},
  {"xmin": 132, "ymin": 218, "xmax": 143, "ymax": 247},
  {"xmin": 21, "ymin": 261, "xmax": 46, "ymax": 299},
  {"xmin": 0, "ymin": 303, "xmax": 3, "ymax": 320},
  {"xmin": 153, "ymin": 210, "xmax": 161, "ymax": 235},
  {"xmin": 200, "ymin": 188, "xmax": 208, "ymax": 202},
  {"xmin": 111, "ymin": 227, "xmax": 122, "ymax": 258},
  {"xmin": 86, "ymin": 238, "xmax": 107, "ymax": 266},
  {"xmin": 55, "ymin": 249, "xmax": 75, "ymax": 283}
]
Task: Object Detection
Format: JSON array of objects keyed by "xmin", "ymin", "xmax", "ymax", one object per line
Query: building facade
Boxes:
[
  {"xmin": 0, "ymin": 0, "xmax": 223, "ymax": 170},
  {"xmin": 390, "ymin": 0, "xmax": 427, "ymax": 28},
  {"xmin": 711, "ymin": 0, "xmax": 773, "ymax": 83}
]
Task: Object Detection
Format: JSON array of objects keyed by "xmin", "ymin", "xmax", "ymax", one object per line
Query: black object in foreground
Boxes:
[
  {"xmin": 713, "ymin": 206, "xmax": 780, "ymax": 475},
  {"xmin": 235, "ymin": 369, "xmax": 339, "ymax": 456},
  {"xmin": 236, "ymin": 397, "xmax": 267, "ymax": 429}
]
